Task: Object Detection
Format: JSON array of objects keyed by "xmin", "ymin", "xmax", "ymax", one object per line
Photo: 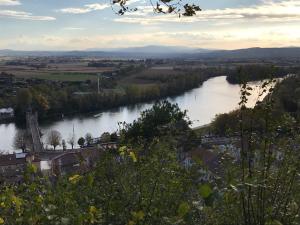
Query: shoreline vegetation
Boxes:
[
  {"xmin": 209, "ymin": 75, "xmax": 300, "ymax": 136},
  {"xmin": 12, "ymin": 68, "xmax": 223, "ymax": 124},
  {"xmin": 226, "ymin": 65, "xmax": 298, "ymax": 84},
  {"xmin": 0, "ymin": 60, "xmax": 298, "ymax": 125}
]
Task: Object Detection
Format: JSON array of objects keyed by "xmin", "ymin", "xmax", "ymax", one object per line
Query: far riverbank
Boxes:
[{"xmin": 0, "ymin": 76, "xmax": 265, "ymax": 153}]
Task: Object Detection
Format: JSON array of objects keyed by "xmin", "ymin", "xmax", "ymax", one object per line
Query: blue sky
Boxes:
[{"xmin": 0, "ymin": 0, "xmax": 299, "ymax": 50}]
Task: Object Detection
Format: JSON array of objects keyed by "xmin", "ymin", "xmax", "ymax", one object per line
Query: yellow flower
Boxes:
[
  {"xmin": 11, "ymin": 195, "xmax": 22, "ymax": 207},
  {"xmin": 135, "ymin": 211, "xmax": 144, "ymax": 220},
  {"xmin": 129, "ymin": 151, "xmax": 137, "ymax": 162},
  {"xmin": 0, "ymin": 217, "xmax": 4, "ymax": 224},
  {"xmin": 68, "ymin": 174, "xmax": 82, "ymax": 184},
  {"xmin": 0, "ymin": 202, "xmax": 5, "ymax": 208},
  {"xmin": 89, "ymin": 206, "xmax": 97, "ymax": 214},
  {"xmin": 128, "ymin": 220, "xmax": 135, "ymax": 225}
]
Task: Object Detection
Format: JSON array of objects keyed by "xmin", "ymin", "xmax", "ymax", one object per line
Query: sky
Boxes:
[{"xmin": 0, "ymin": 0, "xmax": 299, "ymax": 50}]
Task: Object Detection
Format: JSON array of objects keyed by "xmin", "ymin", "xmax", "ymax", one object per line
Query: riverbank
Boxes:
[
  {"xmin": 13, "ymin": 71, "xmax": 218, "ymax": 124},
  {"xmin": 226, "ymin": 65, "xmax": 297, "ymax": 84},
  {"xmin": 0, "ymin": 76, "xmax": 265, "ymax": 153}
]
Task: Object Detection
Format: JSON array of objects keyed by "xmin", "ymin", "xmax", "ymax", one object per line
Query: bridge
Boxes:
[{"xmin": 26, "ymin": 111, "xmax": 44, "ymax": 152}]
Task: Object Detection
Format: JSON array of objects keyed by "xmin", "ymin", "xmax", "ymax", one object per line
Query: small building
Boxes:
[
  {"xmin": 0, "ymin": 146, "xmax": 109, "ymax": 182},
  {"xmin": 0, "ymin": 153, "xmax": 28, "ymax": 183},
  {"xmin": 51, "ymin": 148, "xmax": 103, "ymax": 176},
  {"xmin": 186, "ymin": 147, "xmax": 224, "ymax": 182}
]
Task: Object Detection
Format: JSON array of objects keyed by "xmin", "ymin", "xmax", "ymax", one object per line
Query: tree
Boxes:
[
  {"xmin": 110, "ymin": 132, "xmax": 118, "ymax": 142},
  {"xmin": 0, "ymin": 137, "xmax": 203, "ymax": 225},
  {"xmin": 211, "ymin": 110, "xmax": 240, "ymax": 135},
  {"xmin": 62, "ymin": 139, "xmax": 67, "ymax": 151},
  {"xmin": 13, "ymin": 130, "xmax": 29, "ymax": 152},
  {"xmin": 122, "ymin": 100, "xmax": 190, "ymax": 142},
  {"xmin": 78, "ymin": 137, "xmax": 85, "ymax": 148},
  {"xmin": 47, "ymin": 130, "xmax": 62, "ymax": 150},
  {"xmin": 100, "ymin": 132, "xmax": 111, "ymax": 143},
  {"xmin": 85, "ymin": 133, "xmax": 93, "ymax": 146},
  {"xmin": 32, "ymin": 93, "xmax": 50, "ymax": 118},
  {"xmin": 15, "ymin": 88, "xmax": 32, "ymax": 121},
  {"xmin": 67, "ymin": 133, "xmax": 76, "ymax": 149},
  {"xmin": 204, "ymin": 79, "xmax": 300, "ymax": 225}
]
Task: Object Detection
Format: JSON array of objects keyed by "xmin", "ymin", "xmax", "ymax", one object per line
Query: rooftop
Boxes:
[{"xmin": 0, "ymin": 154, "xmax": 26, "ymax": 166}]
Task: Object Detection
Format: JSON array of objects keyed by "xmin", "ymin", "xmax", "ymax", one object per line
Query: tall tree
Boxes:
[
  {"xmin": 15, "ymin": 89, "xmax": 32, "ymax": 120},
  {"xmin": 13, "ymin": 130, "xmax": 29, "ymax": 152},
  {"xmin": 122, "ymin": 100, "xmax": 190, "ymax": 142},
  {"xmin": 85, "ymin": 133, "xmax": 93, "ymax": 146},
  {"xmin": 78, "ymin": 137, "xmax": 85, "ymax": 148},
  {"xmin": 67, "ymin": 133, "xmax": 76, "ymax": 150},
  {"xmin": 47, "ymin": 130, "xmax": 62, "ymax": 150}
]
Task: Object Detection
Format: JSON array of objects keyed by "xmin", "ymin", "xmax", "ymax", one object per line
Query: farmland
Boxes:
[
  {"xmin": 1, "ymin": 55, "xmax": 295, "ymax": 123},
  {"xmin": 0, "ymin": 56, "xmax": 220, "ymax": 122},
  {"xmin": 0, "ymin": 58, "xmax": 116, "ymax": 81}
]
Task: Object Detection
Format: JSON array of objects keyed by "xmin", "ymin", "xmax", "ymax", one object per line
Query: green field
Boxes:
[{"xmin": 19, "ymin": 72, "xmax": 98, "ymax": 82}]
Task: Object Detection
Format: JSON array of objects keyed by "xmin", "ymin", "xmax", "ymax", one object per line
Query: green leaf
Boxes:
[
  {"xmin": 199, "ymin": 184, "xmax": 213, "ymax": 198},
  {"xmin": 119, "ymin": 146, "xmax": 127, "ymax": 156},
  {"xmin": 87, "ymin": 174, "xmax": 94, "ymax": 187},
  {"xmin": 177, "ymin": 202, "xmax": 190, "ymax": 218},
  {"xmin": 266, "ymin": 220, "xmax": 283, "ymax": 225}
]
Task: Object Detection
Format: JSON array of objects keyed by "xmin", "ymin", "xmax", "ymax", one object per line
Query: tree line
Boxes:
[
  {"xmin": 226, "ymin": 64, "xmax": 300, "ymax": 84},
  {"xmin": 212, "ymin": 75, "xmax": 300, "ymax": 135},
  {"xmin": 13, "ymin": 70, "xmax": 216, "ymax": 123}
]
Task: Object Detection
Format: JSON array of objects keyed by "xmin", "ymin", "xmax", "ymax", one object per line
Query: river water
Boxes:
[{"xmin": 0, "ymin": 76, "xmax": 266, "ymax": 153}]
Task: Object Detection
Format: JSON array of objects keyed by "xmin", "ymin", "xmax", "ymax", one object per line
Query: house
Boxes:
[
  {"xmin": 51, "ymin": 148, "xmax": 103, "ymax": 175},
  {"xmin": 0, "ymin": 153, "xmax": 28, "ymax": 183},
  {"xmin": 0, "ymin": 146, "xmax": 109, "ymax": 182},
  {"xmin": 179, "ymin": 147, "xmax": 224, "ymax": 184}
]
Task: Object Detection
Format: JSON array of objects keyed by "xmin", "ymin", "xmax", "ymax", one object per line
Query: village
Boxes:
[{"xmin": 0, "ymin": 110, "xmax": 243, "ymax": 186}]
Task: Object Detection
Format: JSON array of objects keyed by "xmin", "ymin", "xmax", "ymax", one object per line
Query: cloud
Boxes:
[
  {"xmin": 0, "ymin": 0, "xmax": 20, "ymax": 6},
  {"xmin": 3, "ymin": 24, "xmax": 300, "ymax": 51},
  {"xmin": 0, "ymin": 24, "xmax": 300, "ymax": 50},
  {"xmin": 199, "ymin": 0, "xmax": 300, "ymax": 21},
  {"xmin": 1, "ymin": 0, "xmax": 300, "ymax": 50},
  {"xmin": 63, "ymin": 27, "xmax": 85, "ymax": 31},
  {"xmin": 59, "ymin": 3, "xmax": 110, "ymax": 14},
  {"xmin": 126, "ymin": 0, "xmax": 146, "ymax": 5},
  {"xmin": 114, "ymin": 0, "xmax": 300, "ymax": 25},
  {"xmin": 0, "ymin": 10, "xmax": 56, "ymax": 20}
]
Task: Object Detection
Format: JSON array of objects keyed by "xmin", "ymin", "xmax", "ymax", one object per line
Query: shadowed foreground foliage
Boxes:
[{"xmin": 1, "ymin": 86, "xmax": 300, "ymax": 224}]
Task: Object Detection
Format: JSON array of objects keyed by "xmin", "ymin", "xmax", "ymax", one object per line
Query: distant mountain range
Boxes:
[
  {"xmin": 86, "ymin": 45, "xmax": 213, "ymax": 54},
  {"xmin": 194, "ymin": 47, "xmax": 300, "ymax": 59},
  {"xmin": 1, "ymin": 46, "xmax": 300, "ymax": 59},
  {"xmin": 0, "ymin": 45, "xmax": 213, "ymax": 58}
]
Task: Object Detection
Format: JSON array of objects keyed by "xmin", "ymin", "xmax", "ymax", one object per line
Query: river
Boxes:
[{"xmin": 0, "ymin": 76, "xmax": 267, "ymax": 153}]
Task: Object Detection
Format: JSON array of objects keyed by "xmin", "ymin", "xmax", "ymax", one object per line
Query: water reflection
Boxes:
[{"xmin": 0, "ymin": 76, "xmax": 265, "ymax": 153}]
